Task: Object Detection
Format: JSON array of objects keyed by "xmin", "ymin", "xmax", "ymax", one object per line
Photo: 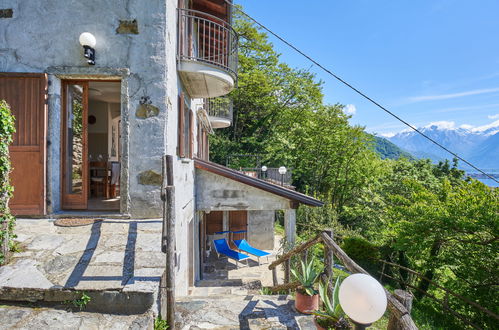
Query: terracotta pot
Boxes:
[
  {"xmin": 314, "ymin": 317, "xmax": 326, "ymax": 330},
  {"xmin": 295, "ymin": 291, "xmax": 319, "ymax": 314}
]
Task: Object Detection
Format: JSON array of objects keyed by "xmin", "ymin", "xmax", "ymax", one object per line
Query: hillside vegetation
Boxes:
[{"xmin": 210, "ymin": 11, "xmax": 499, "ymax": 329}]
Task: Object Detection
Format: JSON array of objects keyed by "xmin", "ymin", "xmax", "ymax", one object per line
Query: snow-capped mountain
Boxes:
[{"xmin": 385, "ymin": 120, "xmax": 499, "ymax": 169}]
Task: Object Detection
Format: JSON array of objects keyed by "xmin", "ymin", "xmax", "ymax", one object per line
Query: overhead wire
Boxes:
[{"xmin": 225, "ymin": 1, "xmax": 498, "ymax": 184}]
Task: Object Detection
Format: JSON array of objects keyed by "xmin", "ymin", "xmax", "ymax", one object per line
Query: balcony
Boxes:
[
  {"xmin": 240, "ymin": 167, "xmax": 294, "ymax": 189},
  {"xmin": 177, "ymin": 8, "xmax": 238, "ymax": 98},
  {"xmin": 202, "ymin": 96, "xmax": 233, "ymax": 128}
]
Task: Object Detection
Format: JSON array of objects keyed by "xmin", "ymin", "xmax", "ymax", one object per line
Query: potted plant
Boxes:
[
  {"xmin": 312, "ymin": 278, "xmax": 350, "ymax": 329},
  {"xmin": 291, "ymin": 257, "xmax": 320, "ymax": 314}
]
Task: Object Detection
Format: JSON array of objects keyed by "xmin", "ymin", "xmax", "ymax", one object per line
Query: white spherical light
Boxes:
[
  {"xmin": 339, "ymin": 273, "xmax": 387, "ymax": 325},
  {"xmin": 278, "ymin": 166, "xmax": 287, "ymax": 175},
  {"xmin": 261, "ymin": 165, "xmax": 268, "ymax": 172},
  {"xmin": 79, "ymin": 32, "xmax": 96, "ymax": 48}
]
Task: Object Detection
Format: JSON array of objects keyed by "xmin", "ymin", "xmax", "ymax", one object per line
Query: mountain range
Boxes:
[{"xmin": 383, "ymin": 120, "xmax": 499, "ymax": 170}]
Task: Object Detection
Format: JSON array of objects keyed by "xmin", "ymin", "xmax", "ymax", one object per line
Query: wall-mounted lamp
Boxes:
[{"xmin": 79, "ymin": 32, "xmax": 96, "ymax": 65}]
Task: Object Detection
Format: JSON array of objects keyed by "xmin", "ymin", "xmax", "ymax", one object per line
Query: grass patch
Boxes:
[{"xmin": 154, "ymin": 316, "xmax": 169, "ymax": 330}]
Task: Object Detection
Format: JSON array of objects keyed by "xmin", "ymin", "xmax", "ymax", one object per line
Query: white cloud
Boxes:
[
  {"xmin": 344, "ymin": 104, "xmax": 356, "ymax": 116},
  {"xmin": 459, "ymin": 124, "xmax": 474, "ymax": 129},
  {"xmin": 380, "ymin": 132, "xmax": 395, "ymax": 138},
  {"xmin": 488, "ymin": 114, "xmax": 499, "ymax": 119},
  {"xmin": 424, "ymin": 121, "xmax": 456, "ymax": 129},
  {"xmin": 407, "ymin": 87, "xmax": 499, "ymax": 103}
]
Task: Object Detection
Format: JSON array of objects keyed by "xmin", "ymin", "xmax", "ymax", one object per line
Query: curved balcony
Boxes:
[
  {"xmin": 203, "ymin": 96, "xmax": 233, "ymax": 128},
  {"xmin": 178, "ymin": 8, "xmax": 238, "ymax": 98}
]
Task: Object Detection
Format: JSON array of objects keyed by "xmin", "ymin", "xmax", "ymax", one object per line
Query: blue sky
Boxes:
[{"xmin": 237, "ymin": 0, "xmax": 499, "ymax": 135}]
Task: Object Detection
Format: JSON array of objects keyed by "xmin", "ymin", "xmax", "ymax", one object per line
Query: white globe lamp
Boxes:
[
  {"xmin": 339, "ymin": 273, "xmax": 387, "ymax": 329},
  {"xmin": 278, "ymin": 166, "xmax": 287, "ymax": 186},
  {"xmin": 79, "ymin": 32, "xmax": 96, "ymax": 48}
]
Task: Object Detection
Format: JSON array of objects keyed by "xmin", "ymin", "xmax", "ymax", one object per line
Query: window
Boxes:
[
  {"xmin": 197, "ymin": 121, "xmax": 209, "ymax": 160},
  {"xmin": 178, "ymin": 93, "xmax": 193, "ymax": 158}
]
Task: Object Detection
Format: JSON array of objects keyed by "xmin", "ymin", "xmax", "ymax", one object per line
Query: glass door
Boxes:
[{"xmin": 62, "ymin": 81, "xmax": 88, "ymax": 209}]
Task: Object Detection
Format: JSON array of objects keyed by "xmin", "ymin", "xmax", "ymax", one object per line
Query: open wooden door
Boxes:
[
  {"xmin": 61, "ymin": 81, "xmax": 89, "ymax": 209},
  {"xmin": 0, "ymin": 73, "xmax": 47, "ymax": 215}
]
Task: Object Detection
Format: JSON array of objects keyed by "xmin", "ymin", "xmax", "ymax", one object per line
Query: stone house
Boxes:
[{"xmin": 0, "ymin": 0, "xmax": 322, "ymax": 295}]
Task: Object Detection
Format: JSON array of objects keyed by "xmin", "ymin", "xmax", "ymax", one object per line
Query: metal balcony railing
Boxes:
[
  {"xmin": 203, "ymin": 96, "xmax": 233, "ymax": 123},
  {"xmin": 177, "ymin": 8, "xmax": 238, "ymax": 82},
  {"xmin": 240, "ymin": 167, "xmax": 293, "ymax": 187}
]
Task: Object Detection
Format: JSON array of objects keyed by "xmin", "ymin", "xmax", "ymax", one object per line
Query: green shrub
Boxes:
[
  {"xmin": 0, "ymin": 100, "xmax": 16, "ymax": 265},
  {"xmin": 340, "ymin": 236, "xmax": 381, "ymax": 276}
]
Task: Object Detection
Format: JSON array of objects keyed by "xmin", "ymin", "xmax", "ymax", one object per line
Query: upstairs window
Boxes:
[
  {"xmin": 197, "ymin": 121, "xmax": 209, "ymax": 160},
  {"xmin": 178, "ymin": 93, "xmax": 193, "ymax": 158}
]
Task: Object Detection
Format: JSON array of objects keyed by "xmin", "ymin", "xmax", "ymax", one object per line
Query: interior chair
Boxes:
[{"xmin": 89, "ymin": 161, "xmax": 109, "ymax": 197}]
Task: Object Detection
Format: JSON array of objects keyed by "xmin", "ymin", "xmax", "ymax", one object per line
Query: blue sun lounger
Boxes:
[
  {"xmin": 233, "ymin": 238, "xmax": 271, "ymax": 265},
  {"xmin": 213, "ymin": 238, "xmax": 250, "ymax": 267}
]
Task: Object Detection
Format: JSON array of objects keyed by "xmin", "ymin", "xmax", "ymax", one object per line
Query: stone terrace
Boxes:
[{"xmin": 0, "ymin": 218, "xmax": 164, "ymax": 315}]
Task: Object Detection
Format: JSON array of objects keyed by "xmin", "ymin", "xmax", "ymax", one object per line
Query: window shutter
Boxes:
[
  {"xmin": 189, "ymin": 109, "xmax": 194, "ymax": 158},
  {"xmin": 178, "ymin": 93, "xmax": 185, "ymax": 157}
]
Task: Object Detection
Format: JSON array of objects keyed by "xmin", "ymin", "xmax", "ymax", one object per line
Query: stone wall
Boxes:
[
  {"xmin": 248, "ymin": 210, "xmax": 275, "ymax": 250},
  {"xmin": 0, "ymin": 0, "xmax": 175, "ymax": 218},
  {"xmin": 195, "ymin": 170, "xmax": 292, "ymax": 211}
]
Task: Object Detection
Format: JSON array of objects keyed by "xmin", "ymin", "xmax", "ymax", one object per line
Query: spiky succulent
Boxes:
[{"xmin": 291, "ymin": 258, "xmax": 320, "ymax": 296}]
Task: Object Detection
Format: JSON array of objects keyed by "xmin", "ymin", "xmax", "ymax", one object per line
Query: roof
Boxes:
[{"xmin": 194, "ymin": 158, "xmax": 324, "ymax": 207}]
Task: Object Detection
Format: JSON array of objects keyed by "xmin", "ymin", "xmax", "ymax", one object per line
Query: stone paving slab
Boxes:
[
  {"xmin": 0, "ymin": 218, "xmax": 164, "ymax": 314},
  {"xmin": 0, "ymin": 305, "xmax": 154, "ymax": 330},
  {"xmin": 176, "ymin": 294, "xmax": 314, "ymax": 330}
]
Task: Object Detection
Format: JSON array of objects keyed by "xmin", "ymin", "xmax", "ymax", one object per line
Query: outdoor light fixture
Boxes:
[
  {"xmin": 260, "ymin": 165, "xmax": 268, "ymax": 180},
  {"xmin": 278, "ymin": 166, "xmax": 287, "ymax": 186},
  {"xmin": 338, "ymin": 273, "xmax": 387, "ymax": 329},
  {"xmin": 79, "ymin": 32, "xmax": 96, "ymax": 65}
]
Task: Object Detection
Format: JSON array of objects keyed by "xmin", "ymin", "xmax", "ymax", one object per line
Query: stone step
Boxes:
[
  {"xmin": 175, "ymin": 294, "xmax": 314, "ymax": 330},
  {"xmin": 0, "ymin": 218, "xmax": 165, "ymax": 315},
  {"xmin": 0, "ymin": 304, "xmax": 154, "ymax": 329},
  {"xmin": 0, "ymin": 287, "xmax": 156, "ymax": 315}
]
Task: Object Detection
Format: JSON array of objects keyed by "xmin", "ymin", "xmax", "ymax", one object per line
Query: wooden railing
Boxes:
[
  {"xmin": 379, "ymin": 260, "xmax": 499, "ymax": 329},
  {"xmin": 268, "ymin": 230, "xmax": 418, "ymax": 330}
]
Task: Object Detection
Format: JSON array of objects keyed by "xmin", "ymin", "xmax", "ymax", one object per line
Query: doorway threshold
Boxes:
[{"xmin": 50, "ymin": 211, "xmax": 130, "ymax": 219}]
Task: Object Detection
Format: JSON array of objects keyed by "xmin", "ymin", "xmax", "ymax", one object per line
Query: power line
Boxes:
[{"xmin": 226, "ymin": 1, "xmax": 498, "ymax": 184}]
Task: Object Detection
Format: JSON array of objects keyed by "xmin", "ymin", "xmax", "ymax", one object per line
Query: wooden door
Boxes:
[
  {"xmin": 229, "ymin": 210, "xmax": 247, "ymax": 242},
  {"xmin": 0, "ymin": 73, "xmax": 47, "ymax": 215},
  {"xmin": 205, "ymin": 211, "xmax": 223, "ymax": 234},
  {"xmin": 61, "ymin": 81, "xmax": 88, "ymax": 209}
]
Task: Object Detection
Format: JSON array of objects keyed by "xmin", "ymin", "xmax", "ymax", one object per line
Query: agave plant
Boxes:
[
  {"xmin": 291, "ymin": 258, "xmax": 320, "ymax": 296},
  {"xmin": 312, "ymin": 277, "xmax": 350, "ymax": 329}
]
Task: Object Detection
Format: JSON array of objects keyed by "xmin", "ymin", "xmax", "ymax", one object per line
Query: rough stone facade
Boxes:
[
  {"xmin": 0, "ymin": 1, "xmax": 182, "ymax": 218},
  {"xmin": 1, "ymin": 0, "xmax": 198, "ymax": 295}
]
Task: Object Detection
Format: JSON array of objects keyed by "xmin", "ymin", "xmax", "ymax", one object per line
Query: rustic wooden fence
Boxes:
[
  {"xmin": 379, "ymin": 260, "xmax": 499, "ymax": 330},
  {"xmin": 268, "ymin": 230, "xmax": 418, "ymax": 330}
]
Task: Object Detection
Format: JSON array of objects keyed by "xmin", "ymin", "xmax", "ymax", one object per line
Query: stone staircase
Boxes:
[
  {"xmin": 179, "ymin": 242, "xmax": 315, "ymax": 329},
  {"xmin": 176, "ymin": 294, "xmax": 315, "ymax": 330}
]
